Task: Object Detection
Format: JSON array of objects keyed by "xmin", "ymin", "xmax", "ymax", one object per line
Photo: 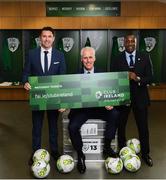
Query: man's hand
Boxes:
[
  {"xmin": 58, "ymin": 108, "xmax": 66, "ymax": 113},
  {"xmin": 129, "ymin": 72, "xmax": 140, "ymax": 82},
  {"xmin": 24, "ymin": 82, "xmax": 31, "ymax": 90},
  {"xmin": 105, "ymin": 106, "xmax": 114, "ymax": 110}
]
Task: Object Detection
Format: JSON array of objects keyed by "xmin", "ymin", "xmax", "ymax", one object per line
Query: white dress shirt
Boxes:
[
  {"xmin": 84, "ymin": 67, "xmax": 94, "ymax": 74},
  {"xmin": 40, "ymin": 47, "xmax": 52, "ymax": 72},
  {"xmin": 125, "ymin": 50, "xmax": 136, "ymax": 66}
]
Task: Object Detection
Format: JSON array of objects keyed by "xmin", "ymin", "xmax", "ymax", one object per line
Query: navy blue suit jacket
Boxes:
[{"xmin": 22, "ymin": 47, "xmax": 66, "ymax": 84}]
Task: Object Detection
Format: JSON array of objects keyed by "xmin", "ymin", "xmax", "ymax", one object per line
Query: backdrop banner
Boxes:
[{"xmin": 29, "ymin": 72, "xmax": 130, "ymax": 110}]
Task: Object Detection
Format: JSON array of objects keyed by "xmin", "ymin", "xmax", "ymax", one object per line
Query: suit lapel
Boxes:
[
  {"xmin": 37, "ymin": 47, "xmax": 44, "ymax": 74},
  {"xmin": 49, "ymin": 48, "xmax": 58, "ymax": 73},
  {"xmin": 122, "ymin": 52, "xmax": 129, "ymax": 69},
  {"xmin": 134, "ymin": 51, "xmax": 141, "ymax": 69}
]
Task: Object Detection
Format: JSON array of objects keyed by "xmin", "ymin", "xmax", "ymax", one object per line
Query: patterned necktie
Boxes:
[
  {"xmin": 44, "ymin": 51, "xmax": 48, "ymax": 73},
  {"xmin": 129, "ymin": 54, "xmax": 134, "ymax": 68}
]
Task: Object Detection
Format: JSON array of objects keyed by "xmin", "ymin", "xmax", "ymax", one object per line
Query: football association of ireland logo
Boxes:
[
  {"xmin": 35, "ymin": 37, "xmax": 41, "ymax": 47},
  {"xmin": 117, "ymin": 37, "xmax": 125, "ymax": 52},
  {"xmin": 144, "ymin": 37, "xmax": 156, "ymax": 52},
  {"xmin": 62, "ymin": 37, "xmax": 74, "ymax": 52},
  {"xmin": 82, "ymin": 144, "xmax": 89, "ymax": 153},
  {"xmin": 7, "ymin": 37, "xmax": 20, "ymax": 52},
  {"xmin": 95, "ymin": 91, "xmax": 102, "ymax": 99}
]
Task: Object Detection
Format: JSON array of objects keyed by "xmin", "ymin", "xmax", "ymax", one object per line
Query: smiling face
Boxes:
[
  {"xmin": 40, "ymin": 30, "xmax": 55, "ymax": 50},
  {"xmin": 81, "ymin": 47, "xmax": 96, "ymax": 71},
  {"xmin": 124, "ymin": 35, "xmax": 137, "ymax": 53}
]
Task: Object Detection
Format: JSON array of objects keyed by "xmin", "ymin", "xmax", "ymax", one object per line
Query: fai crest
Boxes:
[
  {"xmin": 35, "ymin": 37, "xmax": 41, "ymax": 47},
  {"xmin": 7, "ymin": 37, "xmax": 20, "ymax": 52},
  {"xmin": 62, "ymin": 37, "xmax": 74, "ymax": 52},
  {"xmin": 144, "ymin": 37, "xmax": 156, "ymax": 52},
  {"xmin": 95, "ymin": 91, "xmax": 102, "ymax": 99},
  {"xmin": 117, "ymin": 37, "xmax": 125, "ymax": 52}
]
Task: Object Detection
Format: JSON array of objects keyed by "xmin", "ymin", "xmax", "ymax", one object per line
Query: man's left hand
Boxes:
[
  {"xmin": 129, "ymin": 72, "xmax": 140, "ymax": 82},
  {"xmin": 105, "ymin": 106, "xmax": 114, "ymax": 110}
]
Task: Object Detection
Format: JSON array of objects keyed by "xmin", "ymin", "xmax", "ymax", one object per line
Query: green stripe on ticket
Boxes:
[{"xmin": 29, "ymin": 72, "xmax": 130, "ymax": 110}]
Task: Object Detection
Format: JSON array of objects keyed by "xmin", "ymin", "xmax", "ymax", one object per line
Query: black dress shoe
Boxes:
[
  {"xmin": 142, "ymin": 154, "xmax": 153, "ymax": 167},
  {"xmin": 28, "ymin": 153, "xmax": 34, "ymax": 166},
  {"xmin": 51, "ymin": 152, "xmax": 61, "ymax": 161},
  {"xmin": 103, "ymin": 148, "xmax": 118, "ymax": 159},
  {"xmin": 77, "ymin": 155, "xmax": 86, "ymax": 174}
]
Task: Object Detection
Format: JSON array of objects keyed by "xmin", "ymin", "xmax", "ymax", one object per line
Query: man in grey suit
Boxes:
[
  {"xmin": 111, "ymin": 34, "xmax": 153, "ymax": 166},
  {"xmin": 22, "ymin": 27, "xmax": 66, "ymax": 165}
]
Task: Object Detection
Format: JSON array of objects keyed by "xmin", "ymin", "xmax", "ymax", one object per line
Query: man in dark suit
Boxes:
[
  {"xmin": 68, "ymin": 46, "xmax": 119, "ymax": 173},
  {"xmin": 22, "ymin": 27, "xmax": 66, "ymax": 165},
  {"xmin": 111, "ymin": 34, "xmax": 153, "ymax": 166}
]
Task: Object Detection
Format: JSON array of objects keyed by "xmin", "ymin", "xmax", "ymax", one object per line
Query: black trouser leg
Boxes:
[
  {"xmin": 68, "ymin": 111, "xmax": 87, "ymax": 156},
  {"xmin": 133, "ymin": 106, "xmax": 150, "ymax": 156},
  {"xmin": 103, "ymin": 108, "xmax": 120, "ymax": 150},
  {"xmin": 47, "ymin": 110, "xmax": 59, "ymax": 153},
  {"xmin": 117, "ymin": 106, "xmax": 131, "ymax": 149},
  {"xmin": 32, "ymin": 110, "xmax": 44, "ymax": 151}
]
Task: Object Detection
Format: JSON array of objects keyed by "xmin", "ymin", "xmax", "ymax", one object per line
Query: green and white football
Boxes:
[
  {"xmin": 57, "ymin": 154, "xmax": 74, "ymax": 173},
  {"xmin": 124, "ymin": 154, "xmax": 141, "ymax": 172},
  {"xmin": 126, "ymin": 138, "xmax": 141, "ymax": 154},
  {"xmin": 33, "ymin": 149, "xmax": 50, "ymax": 163},
  {"xmin": 105, "ymin": 157, "xmax": 123, "ymax": 174},
  {"xmin": 119, "ymin": 146, "xmax": 135, "ymax": 161},
  {"xmin": 31, "ymin": 159, "xmax": 50, "ymax": 178}
]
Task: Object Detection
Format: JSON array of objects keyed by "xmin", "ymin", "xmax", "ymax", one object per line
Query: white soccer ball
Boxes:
[
  {"xmin": 31, "ymin": 160, "xmax": 50, "ymax": 178},
  {"xmin": 119, "ymin": 146, "xmax": 135, "ymax": 161},
  {"xmin": 126, "ymin": 138, "xmax": 141, "ymax": 154},
  {"xmin": 33, "ymin": 149, "xmax": 50, "ymax": 163},
  {"xmin": 57, "ymin": 154, "xmax": 74, "ymax": 173},
  {"xmin": 124, "ymin": 154, "xmax": 141, "ymax": 172},
  {"xmin": 105, "ymin": 157, "xmax": 123, "ymax": 174}
]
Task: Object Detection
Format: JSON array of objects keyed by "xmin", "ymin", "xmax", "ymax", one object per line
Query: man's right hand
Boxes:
[
  {"xmin": 24, "ymin": 82, "xmax": 31, "ymax": 91},
  {"xmin": 129, "ymin": 72, "xmax": 137, "ymax": 81}
]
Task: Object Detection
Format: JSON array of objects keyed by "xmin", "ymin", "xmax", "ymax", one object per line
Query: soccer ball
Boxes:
[
  {"xmin": 57, "ymin": 154, "xmax": 74, "ymax": 173},
  {"xmin": 31, "ymin": 160, "xmax": 50, "ymax": 178},
  {"xmin": 33, "ymin": 149, "xmax": 50, "ymax": 163},
  {"xmin": 105, "ymin": 157, "xmax": 123, "ymax": 174},
  {"xmin": 126, "ymin": 138, "xmax": 141, "ymax": 154},
  {"xmin": 124, "ymin": 154, "xmax": 141, "ymax": 172},
  {"xmin": 119, "ymin": 146, "xmax": 135, "ymax": 161}
]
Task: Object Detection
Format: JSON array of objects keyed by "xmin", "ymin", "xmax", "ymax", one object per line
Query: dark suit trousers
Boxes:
[
  {"xmin": 32, "ymin": 110, "xmax": 59, "ymax": 153},
  {"xmin": 68, "ymin": 108, "xmax": 119, "ymax": 154},
  {"xmin": 118, "ymin": 105, "xmax": 150, "ymax": 156}
]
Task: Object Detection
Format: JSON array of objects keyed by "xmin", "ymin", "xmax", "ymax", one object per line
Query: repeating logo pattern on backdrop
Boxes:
[
  {"xmin": 62, "ymin": 37, "xmax": 74, "ymax": 52},
  {"xmin": 35, "ymin": 37, "xmax": 41, "ymax": 47},
  {"xmin": 115, "ymin": 36, "xmax": 156, "ymax": 53},
  {"xmin": 144, "ymin": 37, "xmax": 156, "ymax": 52},
  {"xmin": 7, "ymin": 37, "xmax": 20, "ymax": 52}
]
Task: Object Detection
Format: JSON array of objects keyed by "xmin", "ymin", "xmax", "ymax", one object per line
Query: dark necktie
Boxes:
[
  {"xmin": 129, "ymin": 54, "xmax": 134, "ymax": 68},
  {"xmin": 87, "ymin": 71, "xmax": 90, "ymax": 74},
  {"xmin": 44, "ymin": 51, "xmax": 48, "ymax": 74}
]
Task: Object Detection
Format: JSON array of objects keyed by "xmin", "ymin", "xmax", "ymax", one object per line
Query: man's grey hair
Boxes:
[{"xmin": 80, "ymin": 46, "xmax": 96, "ymax": 59}]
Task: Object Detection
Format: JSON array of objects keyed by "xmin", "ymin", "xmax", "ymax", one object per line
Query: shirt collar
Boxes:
[
  {"xmin": 84, "ymin": 67, "xmax": 94, "ymax": 74},
  {"xmin": 125, "ymin": 50, "xmax": 136, "ymax": 58},
  {"xmin": 41, "ymin": 47, "xmax": 52, "ymax": 54}
]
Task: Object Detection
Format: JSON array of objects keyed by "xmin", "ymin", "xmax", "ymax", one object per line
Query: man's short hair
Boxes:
[
  {"xmin": 80, "ymin": 46, "xmax": 96, "ymax": 58},
  {"xmin": 125, "ymin": 34, "xmax": 137, "ymax": 41},
  {"xmin": 40, "ymin": 27, "xmax": 55, "ymax": 36}
]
